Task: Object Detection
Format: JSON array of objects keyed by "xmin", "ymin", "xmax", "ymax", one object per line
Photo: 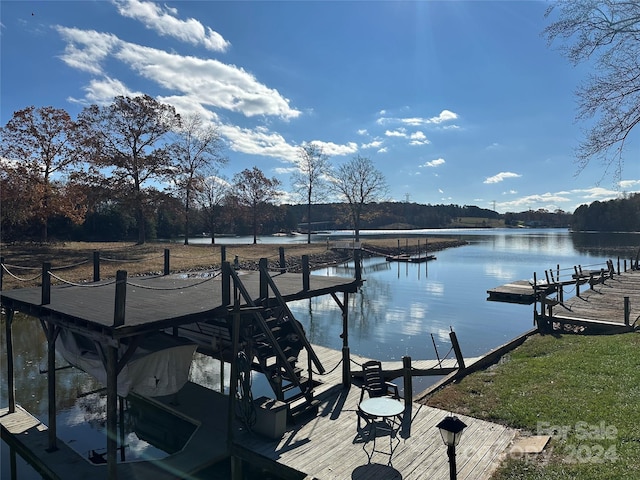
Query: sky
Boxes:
[{"xmin": 1, "ymin": 0, "xmax": 639, "ymax": 214}]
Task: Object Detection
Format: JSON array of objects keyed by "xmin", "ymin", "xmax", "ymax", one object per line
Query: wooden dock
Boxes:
[
  {"xmin": 537, "ymin": 269, "xmax": 640, "ymax": 333},
  {"xmin": 2, "ymin": 343, "xmax": 512, "ymax": 480}
]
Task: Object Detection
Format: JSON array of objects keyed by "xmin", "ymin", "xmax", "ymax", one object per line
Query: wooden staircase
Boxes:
[{"xmin": 227, "ymin": 263, "xmax": 324, "ymax": 421}]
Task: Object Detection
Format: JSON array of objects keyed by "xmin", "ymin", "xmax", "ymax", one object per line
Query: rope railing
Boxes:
[
  {"xmin": 126, "ymin": 272, "xmax": 220, "ymax": 291},
  {"xmin": 2, "ymin": 263, "xmax": 43, "ymax": 282},
  {"xmin": 100, "ymin": 254, "xmax": 163, "ymax": 263},
  {"xmin": 50, "ymin": 259, "xmax": 90, "ymax": 270},
  {"xmin": 48, "ymin": 271, "xmax": 116, "ymax": 288}
]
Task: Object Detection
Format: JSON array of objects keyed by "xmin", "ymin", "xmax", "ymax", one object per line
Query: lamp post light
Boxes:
[{"xmin": 436, "ymin": 415, "xmax": 467, "ymax": 480}]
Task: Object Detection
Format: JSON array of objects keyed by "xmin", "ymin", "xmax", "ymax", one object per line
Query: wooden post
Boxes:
[
  {"xmin": 259, "ymin": 258, "xmax": 268, "ymax": 301},
  {"xmin": 106, "ymin": 344, "xmax": 118, "ymax": 479},
  {"xmin": 302, "ymin": 255, "xmax": 310, "ymax": 291},
  {"xmin": 624, "ymin": 297, "xmax": 630, "ymax": 326},
  {"xmin": 222, "ymin": 262, "xmax": 231, "ymax": 306},
  {"xmin": 221, "ymin": 245, "xmax": 226, "ymax": 263},
  {"xmin": 5, "ymin": 308, "xmax": 15, "ymax": 413},
  {"xmin": 449, "ymin": 331, "xmax": 465, "ymax": 370},
  {"xmin": 354, "ymin": 249, "xmax": 362, "ymax": 282},
  {"xmin": 45, "ymin": 322, "xmax": 60, "ymax": 452},
  {"xmin": 279, "ymin": 247, "xmax": 286, "ymax": 273},
  {"xmin": 113, "ymin": 270, "xmax": 127, "ymax": 327},
  {"xmin": 403, "ymin": 356, "xmax": 413, "ymax": 408},
  {"xmin": 228, "ymin": 295, "xmax": 241, "ymax": 444},
  {"xmin": 0, "ymin": 256, "xmax": 4, "ymax": 291},
  {"xmin": 93, "ymin": 251, "xmax": 100, "ymax": 282},
  {"xmin": 617, "ymin": 257, "xmax": 620, "ymax": 275},
  {"xmin": 163, "ymin": 248, "xmax": 170, "ymax": 275},
  {"xmin": 341, "ymin": 292, "xmax": 351, "ymax": 388},
  {"xmin": 624, "ymin": 259, "xmax": 628, "ymax": 272},
  {"xmin": 41, "ymin": 262, "xmax": 51, "ymax": 305}
]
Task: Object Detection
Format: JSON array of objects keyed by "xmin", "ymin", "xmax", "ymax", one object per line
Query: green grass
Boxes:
[{"xmin": 425, "ymin": 333, "xmax": 640, "ymax": 479}]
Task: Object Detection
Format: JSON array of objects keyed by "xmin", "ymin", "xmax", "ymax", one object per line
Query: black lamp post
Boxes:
[{"xmin": 436, "ymin": 415, "xmax": 467, "ymax": 480}]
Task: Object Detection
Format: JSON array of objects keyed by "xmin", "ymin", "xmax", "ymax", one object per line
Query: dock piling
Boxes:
[
  {"xmin": 403, "ymin": 356, "xmax": 413, "ymax": 407},
  {"xmin": 41, "ymin": 262, "xmax": 51, "ymax": 305},
  {"xmin": 624, "ymin": 297, "xmax": 630, "ymax": 326},
  {"xmin": 113, "ymin": 270, "xmax": 127, "ymax": 327},
  {"xmin": 164, "ymin": 249, "xmax": 170, "ymax": 275},
  {"xmin": 93, "ymin": 251, "xmax": 100, "ymax": 282}
]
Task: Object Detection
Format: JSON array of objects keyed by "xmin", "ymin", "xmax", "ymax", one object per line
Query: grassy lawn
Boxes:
[{"xmin": 425, "ymin": 333, "xmax": 640, "ymax": 479}]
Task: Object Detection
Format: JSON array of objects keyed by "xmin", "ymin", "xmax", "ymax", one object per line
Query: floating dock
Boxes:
[
  {"xmin": 486, "ymin": 280, "xmax": 554, "ymax": 304},
  {"xmin": 385, "ymin": 254, "xmax": 436, "ymax": 263}
]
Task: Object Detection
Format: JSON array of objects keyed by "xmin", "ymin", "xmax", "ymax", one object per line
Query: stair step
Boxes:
[{"xmin": 288, "ymin": 398, "xmax": 320, "ymax": 424}]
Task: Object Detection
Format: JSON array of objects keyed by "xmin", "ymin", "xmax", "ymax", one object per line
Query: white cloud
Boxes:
[
  {"xmin": 56, "ymin": 27, "xmax": 300, "ymax": 120},
  {"xmin": 422, "ymin": 158, "xmax": 445, "ymax": 168},
  {"xmin": 113, "ymin": 0, "xmax": 230, "ymax": 52},
  {"xmin": 484, "ymin": 172, "xmax": 521, "ymax": 184},
  {"xmin": 377, "ymin": 109, "xmax": 459, "ymax": 128},
  {"xmin": 409, "ymin": 131, "xmax": 430, "ymax": 146},
  {"xmin": 218, "ymin": 124, "xmax": 298, "ymax": 161},
  {"xmin": 67, "ymin": 76, "xmax": 140, "ymax": 105},
  {"xmin": 385, "ymin": 129, "xmax": 406, "ymax": 137},
  {"xmin": 619, "ymin": 179, "xmax": 640, "ymax": 189},
  {"xmin": 56, "ymin": 27, "xmax": 120, "ymax": 75},
  {"xmin": 357, "ymin": 129, "xmax": 368, "ymax": 136},
  {"xmin": 310, "ymin": 141, "xmax": 358, "ymax": 156},
  {"xmin": 378, "ymin": 147, "xmax": 388, "ymax": 154},
  {"xmin": 361, "ymin": 140, "xmax": 383, "ymax": 149}
]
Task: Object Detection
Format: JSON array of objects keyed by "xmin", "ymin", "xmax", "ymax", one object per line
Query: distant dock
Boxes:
[{"xmin": 385, "ymin": 253, "xmax": 436, "ymax": 263}]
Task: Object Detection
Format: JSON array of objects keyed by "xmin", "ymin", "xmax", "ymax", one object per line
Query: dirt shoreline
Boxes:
[{"xmin": 0, "ymin": 237, "xmax": 467, "ymax": 289}]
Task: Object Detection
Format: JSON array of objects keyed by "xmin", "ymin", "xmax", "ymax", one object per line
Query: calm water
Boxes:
[{"xmin": 2, "ymin": 229, "xmax": 638, "ymax": 478}]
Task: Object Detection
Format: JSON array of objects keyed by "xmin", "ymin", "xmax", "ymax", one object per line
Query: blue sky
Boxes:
[{"xmin": 2, "ymin": 0, "xmax": 638, "ymax": 214}]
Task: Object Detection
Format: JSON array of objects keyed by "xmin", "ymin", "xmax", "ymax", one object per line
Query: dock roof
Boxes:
[{"xmin": 1, "ymin": 270, "xmax": 359, "ymax": 339}]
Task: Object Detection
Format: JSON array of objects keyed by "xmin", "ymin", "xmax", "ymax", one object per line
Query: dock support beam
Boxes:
[
  {"xmin": 42, "ymin": 320, "xmax": 60, "ymax": 452},
  {"xmin": 5, "ymin": 308, "xmax": 16, "ymax": 413},
  {"xmin": 106, "ymin": 344, "xmax": 118, "ymax": 479},
  {"xmin": 334, "ymin": 291, "xmax": 351, "ymax": 388}
]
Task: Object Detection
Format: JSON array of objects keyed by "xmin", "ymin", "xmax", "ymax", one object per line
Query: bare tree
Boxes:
[
  {"xmin": 232, "ymin": 167, "xmax": 281, "ymax": 244},
  {"xmin": 169, "ymin": 114, "xmax": 226, "ymax": 245},
  {"xmin": 291, "ymin": 143, "xmax": 330, "ymax": 243},
  {"xmin": 198, "ymin": 172, "xmax": 229, "ymax": 244},
  {"xmin": 0, "ymin": 106, "xmax": 86, "ymax": 242},
  {"xmin": 329, "ymin": 155, "xmax": 388, "ymax": 242},
  {"xmin": 78, "ymin": 95, "xmax": 181, "ymax": 244},
  {"xmin": 544, "ymin": 1, "xmax": 640, "ymax": 180}
]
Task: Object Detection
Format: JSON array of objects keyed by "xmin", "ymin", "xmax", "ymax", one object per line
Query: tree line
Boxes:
[{"xmin": 0, "ymin": 97, "xmax": 390, "ymax": 244}]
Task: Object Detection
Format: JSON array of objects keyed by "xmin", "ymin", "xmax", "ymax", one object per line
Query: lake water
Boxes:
[{"xmin": 2, "ymin": 229, "xmax": 638, "ymax": 478}]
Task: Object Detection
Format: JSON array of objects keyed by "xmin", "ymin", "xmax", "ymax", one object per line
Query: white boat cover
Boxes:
[{"xmin": 56, "ymin": 330, "xmax": 197, "ymax": 397}]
